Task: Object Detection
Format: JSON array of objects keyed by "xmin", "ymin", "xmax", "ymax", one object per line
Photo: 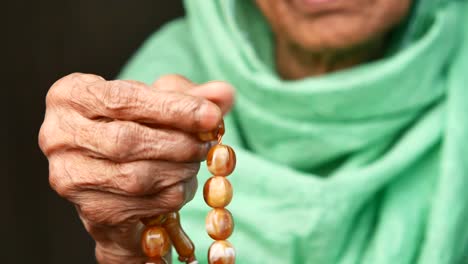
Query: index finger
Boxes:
[
  {"xmin": 70, "ymin": 79, "xmax": 222, "ymax": 132},
  {"xmin": 151, "ymin": 75, "xmax": 235, "ymax": 115}
]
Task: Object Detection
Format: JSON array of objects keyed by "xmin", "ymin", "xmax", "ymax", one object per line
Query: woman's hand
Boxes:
[{"xmin": 39, "ymin": 73, "xmax": 234, "ymax": 263}]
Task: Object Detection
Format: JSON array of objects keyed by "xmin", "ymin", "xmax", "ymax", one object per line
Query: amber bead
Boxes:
[
  {"xmin": 206, "ymin": 208, "xmax": 234, "ymax": 240},
  {"xmin": 208, "ymin": 240, "xmax": 236, "ymax": 264},
  {"xmin": 203, "ymin": 176, "xmax": 233, "ymax": 208},
  {"xmin": 198, "ymin": 120, "xmax": 225, "ymax": 142},
  {"xmin": 207, "ymin": 144, "xmax": 236, "ymax": 176},
  {"xmin": 163, "ymin": 212, "xmax": 196, "ymax": 263},
  {"xmin": 198, "ymin": 130, "xmax": 218, "ymax": 142},
  {"xmin": 141, "ymin": 226, "xmax": 171, "ymax": 258}
]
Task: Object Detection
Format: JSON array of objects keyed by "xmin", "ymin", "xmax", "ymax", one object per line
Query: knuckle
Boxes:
[
  {"xmin": 162, "ymin": 184, "xmax": 185, "ymax": 211},
  {"xmin": 182, "ymin": 96, "xmax": 204, "ymax": 117},
  {"xmin": 38, "ymin": 120, "xmax": 52, "ymax": 155},
  {"xmin": 48, "ymin": 158, "xmax": 74, "ymax": 198},
  {"xmin": 47, "ymin": 73, "xmax": 104, "ymax": 109},
  {"xmin": 46, "ymin": 75, "xmax": 73, "ymax": 107},
  {"xmin": 100, "ymin": 81, "xmax": 140, "ymax": 113},
  {"xmin": 38, "ymin": 112, "xmax": 75, "ymax": 156},
  {"xmin": 45, "ymin": 86, "xmax": 60, "ymax": 107},
  {"xmin": 38, "ymin": 114, "xmax": 66, "ymax": 156},
  {"xmin": 157, "ymin": 94, "xmax": 176, "ymax": 117},
  {"xmin": 104, "ymin": 122, "xmax": 137, "ymax": 159},
  {"xmin": 157, "ymin": 93, "xmax": 203, "ymax": 122},
  {"xmin": 115, "ymin": 163, "xmax": 148, "ymax": 195}
]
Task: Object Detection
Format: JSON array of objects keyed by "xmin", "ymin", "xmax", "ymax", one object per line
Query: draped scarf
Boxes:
[{"xmin": 120, "ymin": 0, "xmax": 468, "ymax": 263}]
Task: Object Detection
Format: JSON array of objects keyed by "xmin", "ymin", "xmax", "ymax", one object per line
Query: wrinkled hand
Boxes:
[{"xmin": 39, "ymin": 73, "xmax": 234, "ymax": 263}]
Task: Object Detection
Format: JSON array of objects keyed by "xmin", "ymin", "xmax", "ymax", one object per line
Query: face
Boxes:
[{"xmin": 255, "ymin": 0, "xmax": 412, "ymax": 52}]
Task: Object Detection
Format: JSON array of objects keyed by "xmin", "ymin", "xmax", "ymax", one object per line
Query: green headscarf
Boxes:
[{"xmin": 120, "ymin": 0, "xmax": 468, "ymax": 263}]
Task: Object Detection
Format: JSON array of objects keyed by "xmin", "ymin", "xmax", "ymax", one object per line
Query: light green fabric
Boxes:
[{"xmin": 119, "ymin": 0, "xmax": 468, "ymax": 263}]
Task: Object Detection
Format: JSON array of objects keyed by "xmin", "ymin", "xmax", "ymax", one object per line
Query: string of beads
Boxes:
[
  {"xmin": 140, "ymin": 120, "xmax": 236, "ymax": 264},
  {"xmin": 204, "ymin": 120, "xmax": 236, "ymax": 264}
]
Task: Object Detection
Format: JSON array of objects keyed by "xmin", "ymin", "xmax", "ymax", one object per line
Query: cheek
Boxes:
[{"xmin": 257, "ymin": 0, "xmax": 412, "ymax": 51}]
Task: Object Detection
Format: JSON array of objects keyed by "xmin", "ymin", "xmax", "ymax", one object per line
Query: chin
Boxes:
[
  {"xmin": 256, "ymin": 0, "xmax": 411, "ymax": 52},
  {"xmin": 282, "ymin": 14, "xmax": 383, "ymax": 52}
]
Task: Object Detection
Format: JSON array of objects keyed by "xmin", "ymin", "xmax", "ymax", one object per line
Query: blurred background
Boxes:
[{"xmin": 7, "ymin": 1, "xmax": 183, "ymax": 263}]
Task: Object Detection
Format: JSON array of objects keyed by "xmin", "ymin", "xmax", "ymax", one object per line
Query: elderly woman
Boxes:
[{"xmin": 39, "ymin": 0, "xmax": 468, "ymax": 263}]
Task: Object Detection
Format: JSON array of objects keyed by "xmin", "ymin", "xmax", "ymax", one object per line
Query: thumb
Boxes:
[
  {"xmin": 187, "ymin": 81, "xmax": 235, "ymax": 115},
  {"xmin": 151, "ymin": 75, "xmax": 235, "ymax": 115}
]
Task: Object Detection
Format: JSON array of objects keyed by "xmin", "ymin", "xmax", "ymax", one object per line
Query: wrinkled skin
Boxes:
[{"xmin": 39, "ymin": 73, "xmax": 234, "ymax": 263}]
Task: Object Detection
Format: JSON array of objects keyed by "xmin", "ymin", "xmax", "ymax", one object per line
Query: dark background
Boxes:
[{"xmin": 8, "ymin": 1, "xmax": 184, "ymax": 263}]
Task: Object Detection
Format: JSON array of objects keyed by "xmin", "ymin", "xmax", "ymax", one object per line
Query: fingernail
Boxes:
[{"xmin": 197, "ymin": 103, "xmax": 221, "ymax": 130}]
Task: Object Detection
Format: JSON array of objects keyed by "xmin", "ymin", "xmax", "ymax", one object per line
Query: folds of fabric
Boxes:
[{"xmin": 119, "ymin": 0, "xmax": 468, "ymax": 263}]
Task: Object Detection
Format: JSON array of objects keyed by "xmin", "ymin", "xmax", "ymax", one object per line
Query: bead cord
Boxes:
[
  {"xmin": 217, "ymin": 120, "xmax": 225, "ymax": 144},
  {"xmin": 140, "ymin": 120, "xmax": 235, "ymax": 263}
]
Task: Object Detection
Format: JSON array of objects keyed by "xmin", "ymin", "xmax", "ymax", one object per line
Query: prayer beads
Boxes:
[
  {"xmin": 140, "ymin": 120, "xmax": 236, "ymax": 263},
  {"xmin": 204, "ymin": 121, "xmax": 236, "ymax": 263}
]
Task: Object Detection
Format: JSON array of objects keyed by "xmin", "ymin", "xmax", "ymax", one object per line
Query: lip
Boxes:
[{"xmin": 290, "ymin": 0, "xmax": 342, "ymax": 15}]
